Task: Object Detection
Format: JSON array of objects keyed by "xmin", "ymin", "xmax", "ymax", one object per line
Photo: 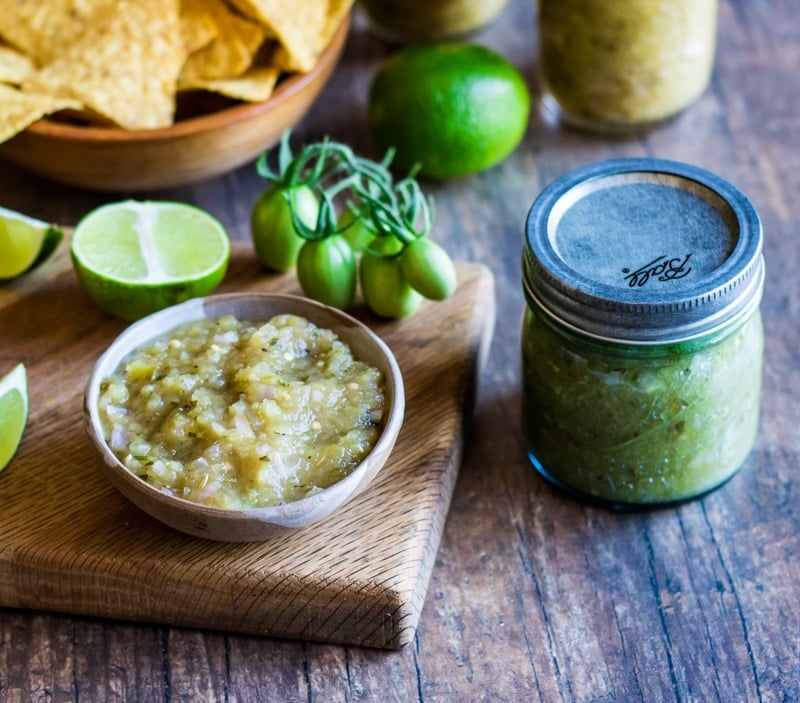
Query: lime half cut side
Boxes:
[
  {"xmin": 0, "ymin": 363, "xmax": 28, "ymax": 473},
  {"xmin": 0, "ymin": 205, "xmax": 64, "ymax": 280},
  {"xmin": 70, "ymin": 200, "xmax": 231, "ymax": 321}
]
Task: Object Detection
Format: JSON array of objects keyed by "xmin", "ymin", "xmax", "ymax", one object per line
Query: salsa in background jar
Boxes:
[
  {"xmin": 537, "ymin": 0, "xmax": 718, "ymax": 133},
  {"xmin": 521, "ymin": 159, "xmax": 764, "ymax": 508},
  {"xmin": 358, "ymin": 0, "xmax": 510, "ymax": 42}
]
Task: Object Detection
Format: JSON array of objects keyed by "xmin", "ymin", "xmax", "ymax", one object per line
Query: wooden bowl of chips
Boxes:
[{"xmin": 0, "ymin": 11, "xmax": 350, "ymax": 192}]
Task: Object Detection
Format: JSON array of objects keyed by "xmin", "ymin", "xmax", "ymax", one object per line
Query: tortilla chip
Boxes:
[
  {"xmin": 271, "ymin": 0, "xmax": 347, "ymax": 73},
  {"xmin": 183, "ymin": 65, "xmax": 280, "ymax": 102},
  {"xmin": 0, "ymin": 84, "xmax": 81, "ymax": 144},
  {"xmin": 227, "ymin": 0, "xmax": 347, "ymax": 73},
  {"xmin": 178, "ymin": 0, "xmax": 266, "ymax": 85},
  {"xmin": 180, "ymin": 0, "xmax": 220, "ymax": 55},
  {"xmin": 0, "ymin": 43, "xmax": 34, "ymax": 84},
  {"xmin": 0, "ymin": 0, "xmax": 113, "ymax": 67},
  {"xmin": 0, "ymin": 0, "xmax": 346, "ymax": 138},
  {"xmin": 319, "ymin": 0, "xmax": 352, "ymax": 52},
  {"xmin": 23, "ymin": 0, "xmax": 185, "ymax": 130}
]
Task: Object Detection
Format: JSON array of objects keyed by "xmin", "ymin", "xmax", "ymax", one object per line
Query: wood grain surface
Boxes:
[
  {"xmin": 0, "ymin": 0, "xmax": 798, "ymax": 700},
  {"xmin": 0, "ymin": 244, "xmax": 494, "ymax": 650}
]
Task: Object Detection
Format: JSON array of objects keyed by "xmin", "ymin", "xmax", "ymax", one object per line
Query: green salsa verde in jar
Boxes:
[
  {"xmin": 358, "ymin": 0, "xmax": 510, "ymax": 42},
  {"xmin": 521, "ymin": 159, "xmax": 764, "ymax": 508},
  {"xmin": 538, "ymin": 0, "xmax": 718, "ymax": 133}
]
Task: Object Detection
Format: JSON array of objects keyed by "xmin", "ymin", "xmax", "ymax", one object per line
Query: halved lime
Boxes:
[
  {"xmin": 0, "ymin": 363, "xmax": 28, "ymax": 473},
  {"xmin": 0, "ymin": 205, "xmax": 64, "ymax": 280},
  {"xmin": 71, "ymin": 200, "xmax": 231, "ymax": 321}
]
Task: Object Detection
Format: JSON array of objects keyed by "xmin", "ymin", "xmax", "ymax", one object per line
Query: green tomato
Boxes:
[
  {"xmin": 400, "ymin": 237, "xmax": 458, "ymax": 300},
  {"xmin": 337, "ymin": 208, "xmax": 375, "ymax": 253},
  {"xmin": 360, "ymin": 236, "xmax": 424, "ymax": 319},
  {"xmin": 251, "ymin": 184, "xmax": 318, "ymax": 272},
  {"xmin": 296, "ymin": 235, "xmax": 357, "ymax": 310}
]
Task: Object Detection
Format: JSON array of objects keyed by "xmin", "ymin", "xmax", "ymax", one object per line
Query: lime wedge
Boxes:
[
  {"xmin": 0, "ymin": 363, "xmax": 28, "ymax": 473},
  {"xmin": 70, "ymin": 200, "xmax": 231, "ymax": 321},
  {"xmin": 0, "ymin": 205, "xmax": 64, "ymax": 280}
]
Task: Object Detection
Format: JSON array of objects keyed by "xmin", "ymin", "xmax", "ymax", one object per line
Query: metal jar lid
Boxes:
[{"xmin": 523, "ymin": 158, "xmax": 764, "ymax": 344}]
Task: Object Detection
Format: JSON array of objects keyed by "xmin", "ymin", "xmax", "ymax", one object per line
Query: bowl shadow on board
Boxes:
[
  {"xmin": 0, "ymin": 16, "xmax": 350, "ymax": 192},
  {"xmin": 83, "ymin": 292, "xmax": 405, "ymax": 542}
]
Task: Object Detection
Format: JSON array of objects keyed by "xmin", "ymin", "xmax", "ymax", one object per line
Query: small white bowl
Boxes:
[{"xmin": 83, "ymin": 292, "xmax": 404, "ymax": 541}]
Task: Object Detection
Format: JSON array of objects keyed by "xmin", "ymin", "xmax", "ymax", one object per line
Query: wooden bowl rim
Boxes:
[
  {"xmin": 24, "ymin": 14, "xmax": 350, "ymax": 144},
  {"xmin": 83, "ymin": 292, "xmax": 405, "ymax": 532}
]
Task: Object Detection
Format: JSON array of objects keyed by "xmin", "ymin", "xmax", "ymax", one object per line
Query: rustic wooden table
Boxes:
[{"xmin": 1, "ymin": 0, "xmax": 797, "ymax": 700}]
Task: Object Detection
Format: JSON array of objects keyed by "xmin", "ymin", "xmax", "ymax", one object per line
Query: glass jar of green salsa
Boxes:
[
  {"xmin": 522, "ymin": 159, "xmax": 764, "ymax": 508},
  {"xmin": 358, "ymin": 0, "xmax": 510, "ymax": 43},
  {"xmin": 537, "ymin": 0, "xmax": 718, "ymax": 133}
]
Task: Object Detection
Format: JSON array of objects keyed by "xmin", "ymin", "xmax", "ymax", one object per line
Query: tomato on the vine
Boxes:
[
  {"xmin": 251, "ymin": 184, "xmax": 318, "ymax": 272},
  {"xmin": 400, "ymin": 237, "xmax": 457, "ymax": 300},
  {"xmin": 296, "ymin": 234, "xmax": 357, "ymax": 310},
  {"xmin": 360, "ymin": 236, "xmax": 423, "ymax": 319},
  {"xmin": 252, "ymin": 132, "xmax": 458, "ymax": 320},
  {"xmin": 337, "ymin": 207, "xmax": 375, "ymax": 253}
]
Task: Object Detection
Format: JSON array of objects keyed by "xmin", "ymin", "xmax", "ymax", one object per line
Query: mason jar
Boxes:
[
  {"xmin": 358, "ymin": 0, "xmax": 510, "ymax": 43},
  {"xmin": 537, "ymin": 0, "xmax": 718, "ymax": 133},
  {"xmin": 521, "ymin": 159, "xmax": 764, "ymax": 508}
]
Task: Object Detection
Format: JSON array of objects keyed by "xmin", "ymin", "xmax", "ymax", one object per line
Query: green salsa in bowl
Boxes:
[{"xmin": 84, "ymin": 292, "xmax": 405, "ymax": 540}]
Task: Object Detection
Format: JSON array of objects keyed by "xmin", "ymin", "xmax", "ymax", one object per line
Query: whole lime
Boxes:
[{"xmin": 368, "ymin": 42, "xmax": 531, "ymax": 179}]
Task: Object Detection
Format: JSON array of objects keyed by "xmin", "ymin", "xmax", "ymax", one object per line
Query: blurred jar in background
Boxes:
[
  {"xmin": 538, "ymin": 0, "xmax": 718, "ymax": 134},
  {"xmin": 359, "ymin": 0, "xmax": 510, "ymax": 42}
]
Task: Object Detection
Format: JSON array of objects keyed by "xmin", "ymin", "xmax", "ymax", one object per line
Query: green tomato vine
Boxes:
[{"xmin": 252, "ymin": 130, "xmax": 457, "ymax": 318}]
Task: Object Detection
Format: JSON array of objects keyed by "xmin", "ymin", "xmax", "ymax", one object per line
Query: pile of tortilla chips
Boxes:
[{"xmin": 0, "ymin": 0, "xmax": 351, "ymax": 143}]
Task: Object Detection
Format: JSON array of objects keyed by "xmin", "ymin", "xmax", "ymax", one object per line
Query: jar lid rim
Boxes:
[{"xmin": 523, "ymin": 158, "xmax": 764, "ymax": 343}]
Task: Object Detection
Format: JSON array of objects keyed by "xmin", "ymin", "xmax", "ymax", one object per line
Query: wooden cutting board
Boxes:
[{"xmin": 0, "ymin": 241, "xmax": 495, "ymax": 649}]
